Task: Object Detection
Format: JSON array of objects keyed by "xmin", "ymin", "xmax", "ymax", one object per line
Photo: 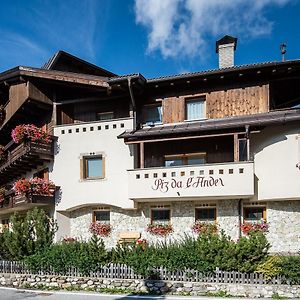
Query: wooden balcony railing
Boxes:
[
  {"xmin": 0, "ymin": 188, "xmax": 55, "ymax": 212},
  {"xmin": 0, "ymin": 139, "xmax": 54, "ymax": 184}
]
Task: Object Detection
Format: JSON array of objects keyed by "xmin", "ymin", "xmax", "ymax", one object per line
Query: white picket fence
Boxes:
[{"xmin": 0, "ymin": 260, "xmax": 286, "ymax": 285}]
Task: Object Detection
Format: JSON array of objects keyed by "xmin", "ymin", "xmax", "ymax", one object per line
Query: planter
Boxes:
[
  {"xmin": 241, "ymin": 222, "xmax": 269, "ymax": 235},
  {"xmin": 192, "ymin": 221, "xmax": 218, "ymax": 235},
  {"xmin": 14, "ymin": 178, "xmax": 55, "ymax": 196},
  {"xmin": 11, "ymin": 124, "xmax": 51, "ymax": 144},
  {"xmin": 90, "ymin": 222, "xmax": 112, "ymax": 237},
  {"xmin": 147, "ymin": 223, "xmax": 173, "ymax": 236}
]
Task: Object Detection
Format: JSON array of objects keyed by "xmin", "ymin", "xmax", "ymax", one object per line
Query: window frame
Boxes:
[
  {"xmin": 164, "ymin": 152, "xmax": 206, "ymax": 167},
  {"xmin": 82, "ymin": 155, "xmax": 105, "ymax": 180},
  {"xmin": 150, "ymin": 207, "xmax": 171, "ymax": 225},
  {"xmin": 92, "ymin": 210, "xmax": 111, "ymax": 224},
  {"xmin": 195, "ymin": 207, "xmax": 217, "ymax": 222},
  {"xmin": 185, "ymin": 96, "xmax": 206, "ymax": 121},
  {"xmin": 142, "ymin": 103, "xmax": 163, "ymax": 125},
  {"xmin": 243, "ymin": 205, "xmax": 267, "ymax": 222}
]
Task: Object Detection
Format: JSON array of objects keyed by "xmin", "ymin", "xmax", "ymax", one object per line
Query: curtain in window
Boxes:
[
  {"xmin": 146, "ymin": 106, "xmax": 162, "ymax": 124},
  {"xmin": 186, "ymin": 100, "xmax": 205, "ymax": 120}
]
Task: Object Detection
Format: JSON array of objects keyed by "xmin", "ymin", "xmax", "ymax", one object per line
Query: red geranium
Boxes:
[
  {"xmin": 11, "ymin": 124, "xmax": 51, "ymax": 144},
  {"xmin": 14, "ymin": 178, "xmax": 55, "ymax": 196},
  {"xmin": 147, "ymin": 223, "xmax": 173, "ymax": 236},
  {"xmin": 241, "ymin": 222, "xmax": 268, "ymax": 235},
  {"xmin": 192, "ymin": 221, "xmax": 218, "ymax": 235},
  {"xmin": 89, "ymin": 222, "xmax": 112, "ymax": 237}
]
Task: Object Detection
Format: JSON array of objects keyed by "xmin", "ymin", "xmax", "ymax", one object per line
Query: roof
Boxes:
[
  {"xmin": 42, "ymin": 50, "xmax": 117, "ymax": 77},
  {"xmin": 0, "ymin": 66, "xmax": 109, "ymax": 88},
  {"xmin": 118, "ymin": 108, "xmax": 300, "ymax": 141},
  {"xmin": 146, "ymin": 60, "xmax": 300, "ymax": 83}
]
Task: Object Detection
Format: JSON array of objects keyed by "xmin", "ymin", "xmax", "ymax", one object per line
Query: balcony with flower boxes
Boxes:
[
  {"xmin": 0, "ymin": 125, "xmax": 54, "ymax": 185},
  {"xmin": 128, "ymin": 162, "xmax": 254, "ymax": 201},
  {"xmin": 0, "ymin": 179, "xmax": 56, "ymax": 214}
]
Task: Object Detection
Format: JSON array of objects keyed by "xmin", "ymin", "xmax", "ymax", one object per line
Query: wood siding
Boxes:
[{"xmin": 161, "ymin": 85, "xmax": 269, "ymax": 124}]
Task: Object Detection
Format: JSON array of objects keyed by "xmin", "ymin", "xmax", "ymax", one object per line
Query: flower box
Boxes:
[
  {"xmin": 240, "ymin": 222, "xmax": 269, "ymax": 235},
  {"xmin": 147, "ymin": 223, "xmax": 173, "ymax": 236},
  {"xmin": 11, "ymin": 124, "xmax": 51, "ymax": 144},
  {"xmin": 192, "ymin": 221, "xmax": 218, "ymax": 235},
  {"xmin": 0, "ymin": 187, "xmax": 6, "ymax": 203},
  {"xmin": 14, "ymin": 178, "xmax": 55, "ymax": 196},
  {"xmin": 89, "ymin": 222, "xmax": 112, "ymax": 237}
]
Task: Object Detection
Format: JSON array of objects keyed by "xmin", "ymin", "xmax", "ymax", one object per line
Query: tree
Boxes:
[{"xmin": 2, "ymin": 207, "xmax": 57, "ymax": 260}]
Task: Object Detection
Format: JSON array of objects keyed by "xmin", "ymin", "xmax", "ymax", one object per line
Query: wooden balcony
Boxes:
[
  {"xmin": 0, "ymin": 140, "xmax": 54, "ymax": 184},
  {"xmin": 0, "ymin": 189, "xmax": 55, "ymax": 215}
]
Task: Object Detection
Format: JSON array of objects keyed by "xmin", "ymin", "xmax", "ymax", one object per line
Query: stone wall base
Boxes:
[{"xmin": 1, "ymin": 273, "xmax": 300, "ymax": 298}]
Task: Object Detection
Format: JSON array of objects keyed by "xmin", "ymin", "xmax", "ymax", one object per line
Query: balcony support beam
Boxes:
[
  {"xmin": 140, "ymin": 142, "xmax": 145, "ymax": 169},
  {"xmin": 234, "ymin": 133, "xmax": 239, "ymax": 162}
]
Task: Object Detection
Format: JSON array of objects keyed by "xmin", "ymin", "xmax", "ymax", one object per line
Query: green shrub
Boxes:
[
  {"xmin": 24, "ymin": 235, "xmax": 108, "ymax": 275},
  {"xmin": 256, "ymin": 256, "xmax": 283, "ymax": 279},
  {"xmin": 2, "ymin": 208, "xmax": 57, "ymax": 260},
  {"xmin": 279, "ymin": 256, "xmax": 300, "ymax": 284},
  {"xmin": 111, "ymin": 231, "xmax": 269, "ymax": 276}
]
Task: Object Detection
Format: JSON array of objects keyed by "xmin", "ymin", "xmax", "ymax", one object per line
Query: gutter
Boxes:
[{"xmin": 128, "ymin": 77, "xmax": 137, "ymax": 130}]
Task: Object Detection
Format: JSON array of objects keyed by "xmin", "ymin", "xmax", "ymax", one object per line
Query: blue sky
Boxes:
[{"xmin": 0, "ymin": 0, "xmax": 299, "ymax": 78}]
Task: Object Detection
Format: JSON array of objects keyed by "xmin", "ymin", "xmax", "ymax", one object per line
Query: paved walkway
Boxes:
[{"xmin": 0, "ymin": 287, "xmax": 260, "ymax": 300}]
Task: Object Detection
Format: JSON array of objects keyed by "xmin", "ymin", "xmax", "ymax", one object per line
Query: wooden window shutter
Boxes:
[
  {"xmin": 80, "ymin": 158, "xmax": 85, "ymax": 180},
  {"xmin": 263, "ymin": 207, "xmax": 267, "ymax": 221}
]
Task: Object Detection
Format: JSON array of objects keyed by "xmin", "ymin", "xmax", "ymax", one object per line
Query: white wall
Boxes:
[
  {"xmin": 251, "ymin": 123, "xmax": 300, "ymax": 201},
  {"xmin": 50, "ymin": 118, "xmax": 135, "ymax": 211}
]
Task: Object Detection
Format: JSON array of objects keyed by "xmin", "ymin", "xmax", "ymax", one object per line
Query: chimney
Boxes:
[{"xmin": 216, "ymin": 35, "xmax": 238, "ymax": 68}]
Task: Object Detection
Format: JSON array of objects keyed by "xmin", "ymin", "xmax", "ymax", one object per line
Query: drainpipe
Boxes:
[
  {"xmin": 127, "ymin": 77, "xmax": 137, "ymax": 130},
  {"xmin": 238, "ymin": 199, "xmax": 242, "ymax": 239}
]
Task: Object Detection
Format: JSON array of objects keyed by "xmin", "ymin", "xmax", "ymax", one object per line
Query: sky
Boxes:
[{"xmin": 0, "ymin": 0, "xmax": 300, "ymax": 78}]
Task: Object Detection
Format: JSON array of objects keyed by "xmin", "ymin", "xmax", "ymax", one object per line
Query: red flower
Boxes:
[
  {"xmin": 192, "ymin": 221, "xmax": 218, "ymax": 235},
  {"xmin": 89, "ymin": 222, "xmax": 112, "ymax": 237},
  {"xmin": 241, "ymin": 222, "xmax": 268, "ymax": 235},
  {"xmin": 14, "ymin": 178, "xmax": 55, "ymax": 196},
  {"xmin": 147, "ymin": 223, "xmax": 173, "ymax": 236},
  {"xmin": 11, "ymin": 124, "xmax": 51, "ymax": 144}
]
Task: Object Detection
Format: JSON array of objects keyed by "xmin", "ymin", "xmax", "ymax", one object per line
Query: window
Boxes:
[
  {"xmin": 97, "ymin": 112, "xmax": 114, "ymax": 121},
  {"xmin": 93, "ymin": 210, "xmax": 110, "ymax": 223},
  {"xmin": 239, "ymin": 138, "xmax": 247, "ymax": 161},
  {"xmin": 185, "ymin": 97, "xmax": 206, "ymax": 121},
  {"xmin": 143, "ymin": 105, "xmax": 162, "ymax": 125},
  {"xmin": 82, "ymin": 155, "xmax": 104, "ymax": 179},
  {"xmin": 243, "ymin": 206, "xmax": 266, "ymax": 221},
  {"xmin": 164, "ymin": 153, "xmax": 206, "ymax": 167},
  {"xmin": 195, "ymin": 207, "xmax": 216, "ymax": 221},
  {"xmin": 151, "ymin": 208, "xmax": 171, "ymax": 224}
]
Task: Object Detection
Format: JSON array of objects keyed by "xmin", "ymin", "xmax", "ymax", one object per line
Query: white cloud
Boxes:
[{"xmin": 134, "ymin": 0, "xmax": 293, "ymax": 59}]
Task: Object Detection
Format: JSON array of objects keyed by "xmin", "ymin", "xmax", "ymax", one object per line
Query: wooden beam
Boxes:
[
  {"xmin": 140, "ymin": 142, "xmax": 145, "ymax": 169},
  {"xmin": 125, "ymin": 131, "xmax": 246, "ymax": 145},
  {"xmin": 234, "ymin": 133, "xmax": 239, "ymax": 162}
]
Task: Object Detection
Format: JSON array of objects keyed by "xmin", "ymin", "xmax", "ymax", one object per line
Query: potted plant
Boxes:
[
  {"xmin": 240, "ymin": 221, "xmax": 269, "ymax": 235},
  {"xmin": 14, "ymin": 178, "xmax": 55, "ymax": 196},
  {"xmin": 11, "ymin": 124, "xmax": 51, "ymax": 144},
  {"xmin": 147, "ymin": 223, "xmax": 173, "ymax": 236},
  {"xmin": 192, "ymin": 221, "xmax": 218, "ymax": 235},
  {"xmin": 89, "ymin": 222, "xmax": 112, "ymax": 237}
]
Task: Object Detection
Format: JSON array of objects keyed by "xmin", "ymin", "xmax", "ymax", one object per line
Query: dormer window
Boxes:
[
  {"xmin": 185, "ymin": 97, "xmax": 206, "ymax": 121},
  {"xmin": 142, "ymin": 104, "xmax": 162, "ymax": 125}
]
